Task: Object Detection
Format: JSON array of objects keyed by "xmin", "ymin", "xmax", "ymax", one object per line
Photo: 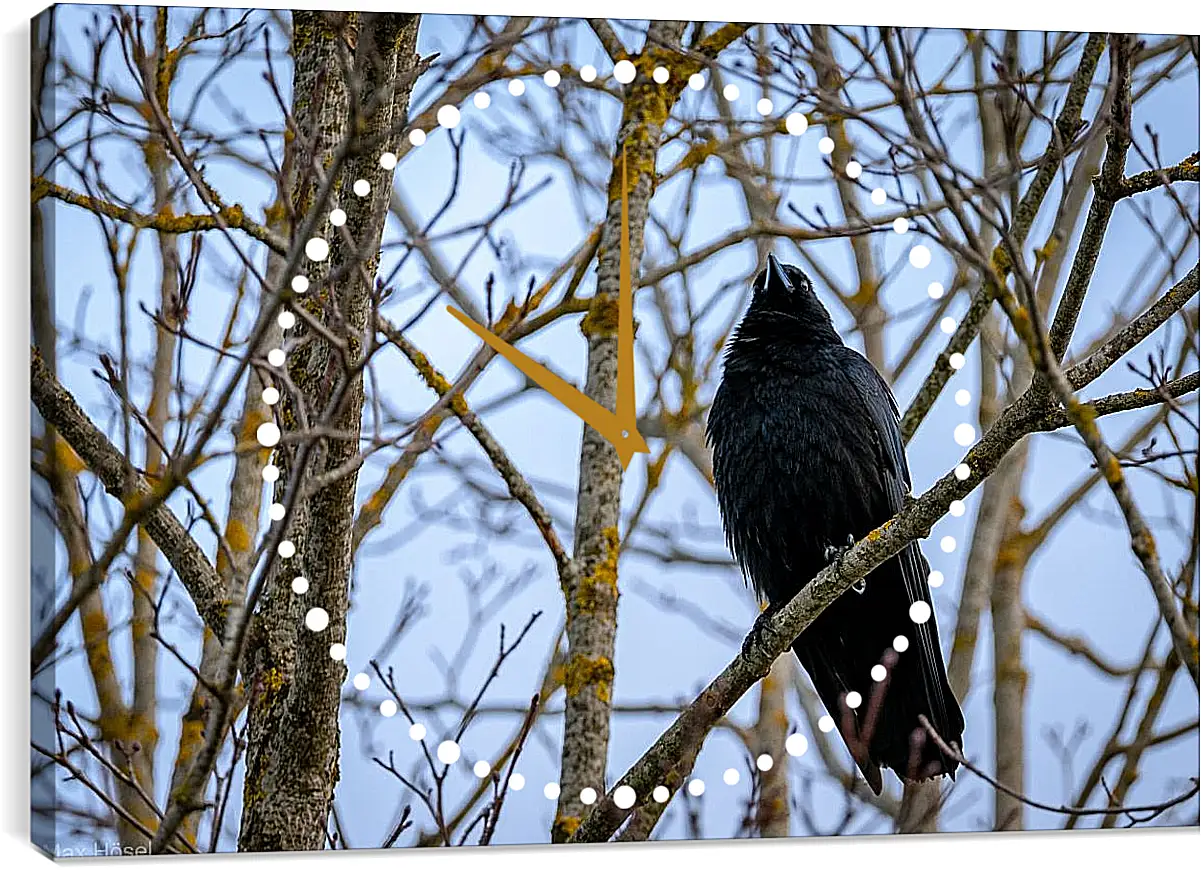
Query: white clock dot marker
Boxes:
[
  {"xmin": 256, "ymin": 422, "xmax": 281, "ymax": 447},
  {"xmin": 305, "ymin": 238, "xmax": 329, "ymax": 262},
  {"xmin": 909, "ymin": 601, "xmax": 932, "ymax": 624},
  {"xmin": 305, "ymin": 607, "xmax": 329, "ymax": 632}
]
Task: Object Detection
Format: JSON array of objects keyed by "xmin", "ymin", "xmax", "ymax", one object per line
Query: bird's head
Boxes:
[{"xmin": 738, "ymin": 253, "xmax": 841, "ymax": 346}]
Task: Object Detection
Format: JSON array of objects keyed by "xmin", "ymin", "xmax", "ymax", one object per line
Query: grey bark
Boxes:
[
  {"xmin": 237, "ymin": 12, "xmax": 421, "ymax": 851},
  {"xmin": 553, "ymin": 20, "xmax": 690, "ymax": 842}
]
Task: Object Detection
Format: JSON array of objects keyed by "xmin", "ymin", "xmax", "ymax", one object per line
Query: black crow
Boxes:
[{"xmin": 706, "ymin": 254, "xmax": 965, "ymax": 795}]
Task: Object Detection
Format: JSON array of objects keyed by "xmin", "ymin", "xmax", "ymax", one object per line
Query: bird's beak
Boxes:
[{"xmin": 765, "ymin": 253, "xmax": 793, "ymax": 291}]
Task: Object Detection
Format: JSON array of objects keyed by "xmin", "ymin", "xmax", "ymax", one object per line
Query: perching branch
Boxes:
[{"xmin": 569, "ymin": 372, "xmax": 1198, "ymax": 842}]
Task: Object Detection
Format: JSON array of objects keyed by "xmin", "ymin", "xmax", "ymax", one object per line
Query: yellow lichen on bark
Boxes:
[
  {"xmin": 580, "ymin": 295, "xmax": 621, "ymax": 338},
  {"xmin": 403, "ymin": 341, "xmax": 470, "ymax": 416},
  {"xmin": 576, "ymin": 525, "xmax": 620, "ymax": 614},
  {"xmin": 563, "ymin": 654, "xmax": 615, "ymax": 702},
  {"xmin": 552, "ymin": 814, "xmax": 581, "ymax": 840}
]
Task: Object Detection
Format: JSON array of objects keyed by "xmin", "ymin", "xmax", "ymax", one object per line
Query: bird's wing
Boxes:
[
  {"xmin": 833, "ymin": 349, "xmax": 910, "ymax": 499},
  {"xmin": 831, "ymin": 347, "xmax": 961, "ymax": 756}
]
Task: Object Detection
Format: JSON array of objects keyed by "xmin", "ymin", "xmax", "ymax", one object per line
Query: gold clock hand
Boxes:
[
  {"xmin": 616, "ymin": 144, "xmax": 638, "ymax": 436},
  {"xmin": 444, "ymin": 143, "xmax": 650, "ymax": 470},
  {"xmin": 446, "ymin": 307, "xmax": 649, "ymax": 468}
]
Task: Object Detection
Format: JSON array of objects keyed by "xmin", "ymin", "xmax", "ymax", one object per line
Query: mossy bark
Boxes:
[
  {"xmin": 237, "ymin": 11, "xmax": 421, "ymax": 852},
  {"xmin": 554, "ymin": 19, "xmax": 691, "ymax": 843}
]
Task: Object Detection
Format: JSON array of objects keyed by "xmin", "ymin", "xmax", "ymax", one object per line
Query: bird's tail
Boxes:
[
  {"xmin": 793, "ymin": 641, "xmax": 884, "ymax": 795},
  {"xmin": 793, "ymin": 622, "xmax": 964, "ymax": 796},
  {"xmin": 870, "ymin": 641, "xmax": 963, "ymax": 783}
]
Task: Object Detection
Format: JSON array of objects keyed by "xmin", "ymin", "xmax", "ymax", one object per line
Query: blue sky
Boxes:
[{"xmin": 35, "ymin": 8, "xmax": 1199, "ymax": 849}]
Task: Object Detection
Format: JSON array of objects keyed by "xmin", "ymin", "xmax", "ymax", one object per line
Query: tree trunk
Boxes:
[
  {"xmin": 553, "ymin": 19, "xmax": 689, "ymax": 842},
  {"xmin": 238, "ymin": 11, "xmax": 420, "ymax": 852},
  {"xmin": 991, "ymin": 495, "xmax": 1029, "ymax": 830},
  {"xmin": 753, "ymin": 655, "xmax": 791, "ymax": 836}
]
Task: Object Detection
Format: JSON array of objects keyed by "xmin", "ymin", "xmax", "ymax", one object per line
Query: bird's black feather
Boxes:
[{"xmin": 706, "ymin": 255, "xmax": 965, "ymax": 795}]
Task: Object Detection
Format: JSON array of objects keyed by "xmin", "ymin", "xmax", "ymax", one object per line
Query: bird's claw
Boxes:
[
  {"xmin": 742, "ymin": 601, "xmax": 784, "ymax": 658},
  {"xmin": 825, "ymin": 535, "xmax": 867, "ymax": 594},
  {"xmin": 823, "ymin": 533, "xmax": 857, "ymax": 566}
]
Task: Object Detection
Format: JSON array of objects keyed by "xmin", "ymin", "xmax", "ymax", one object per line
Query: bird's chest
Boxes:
[
  {"xmin": 753, "ymin": 369, "xmax": 870, "ymax": 469},
  {"xmin": 713, "ymin": 369, "xmax": 880, "ymax": 549}
]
